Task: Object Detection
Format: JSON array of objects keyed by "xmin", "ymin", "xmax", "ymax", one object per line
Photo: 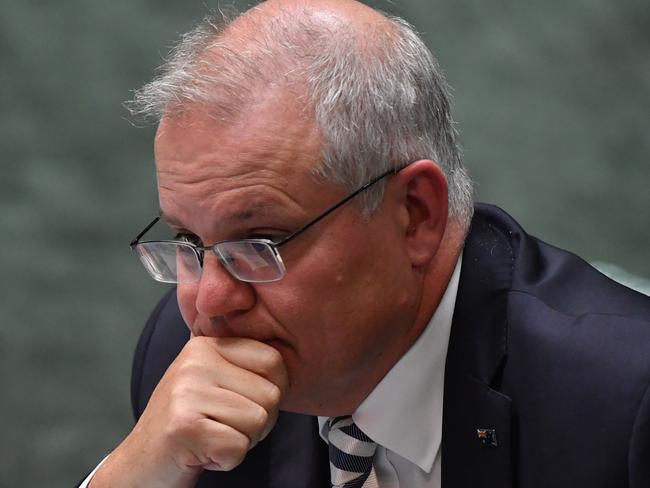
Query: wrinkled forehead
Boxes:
[
  {"xmin": 156, "ymin": 107, "xmax": 320, "ymax": 182},
  {"xmin": 153, "ymin": 99, "xmax": 328, "ymax": 232}
]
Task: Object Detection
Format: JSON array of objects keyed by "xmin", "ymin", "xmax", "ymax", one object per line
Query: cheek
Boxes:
[
  {"xmin": 263, "ymin": 235, "xmax": 389, "ymax": 338},
  {"xmin": 258, "ymin": 215, "xmax": 406, "ymax": 346},
  {"xmin": 176, "ymin": 283, "xmax": 199, "ymax": 327}
]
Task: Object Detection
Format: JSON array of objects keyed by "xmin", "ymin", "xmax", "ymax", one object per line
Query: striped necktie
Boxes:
[{"xmin": 325, "ymin": 416, "xmax": 378, "ymax": 488}]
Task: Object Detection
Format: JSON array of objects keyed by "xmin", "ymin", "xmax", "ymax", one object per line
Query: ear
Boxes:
[{"xmin": 389, "ymin": 160, "xmax": 448, "ymax": 268}]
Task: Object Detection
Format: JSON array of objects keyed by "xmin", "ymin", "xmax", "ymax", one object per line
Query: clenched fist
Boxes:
[{"xmin": 90, "ymin": 336, "xmax": 288, "ymax": 488}]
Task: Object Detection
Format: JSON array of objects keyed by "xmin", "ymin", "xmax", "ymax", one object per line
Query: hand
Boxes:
[{"xmin": 90, "ymin": 336, "xmax": 289, "ymax": 488}]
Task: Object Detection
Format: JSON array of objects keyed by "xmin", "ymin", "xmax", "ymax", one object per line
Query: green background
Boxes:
[{"xmin": 1, "ymin": 0, "xmax": 648, "ymax": 486}]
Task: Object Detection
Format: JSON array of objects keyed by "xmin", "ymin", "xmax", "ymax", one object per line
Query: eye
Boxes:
[{"xmin": 174, "ymin": 232, "xmax": 202, "ymax": 246}]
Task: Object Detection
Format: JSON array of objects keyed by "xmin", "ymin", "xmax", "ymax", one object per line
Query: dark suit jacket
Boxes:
[{"xmin": 129, "ymin": 204, "xmax": 650, "ymax": 488}]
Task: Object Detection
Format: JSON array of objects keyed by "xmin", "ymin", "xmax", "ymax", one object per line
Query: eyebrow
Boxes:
[
  {"xmin": 158, "ymin": 202, "xmax": 277, "ymax": 230},
  {"xmin": 158, "ymin": 210, "xmax": 184, "ymax": 228}
]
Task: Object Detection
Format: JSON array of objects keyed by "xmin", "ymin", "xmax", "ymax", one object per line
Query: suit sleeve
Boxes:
[
  {"xmin": 130, "ymin": 287, "xmax": 177, "ymax": 420},
  {"xmin": 130, "ymin": 287, "xmax": 189, "ymax": 420},
  {"xmin": 629, "ymin": 380, "xmax": 650, "ymax": 487}
]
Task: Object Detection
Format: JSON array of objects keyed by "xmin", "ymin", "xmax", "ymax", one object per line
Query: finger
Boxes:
[
  {"xmin": 203, "ymin": 336, "xmax": 290, "ymax": 395},
  {"xmin": 185, "ymin": 418, "xmax": 251, "ymax": 472},
  {"xmin": 186, "ymin": 386, "xmax": 274, "ymax": 447},
  {"xmin": 205, "ymin": 358, "xmax": 284, "ymax": 416},
  {"xmin": 171, "ymin": 338, "xmax": 284, "ymax": 415}
]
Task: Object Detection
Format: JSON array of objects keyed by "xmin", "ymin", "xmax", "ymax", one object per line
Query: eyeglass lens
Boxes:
[
  {"xmin": 135, "ymin": 240, "xmax": 285, "ymax": 284},
  {"xmin": 215, "ymin": 241, "xmax": 285, "ymax": 282},
  {"xmin": 135, "ymin": 242, "xmax": 202, "ymax": 284}
]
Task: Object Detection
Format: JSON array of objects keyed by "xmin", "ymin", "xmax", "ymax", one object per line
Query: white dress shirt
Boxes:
[
  {"xmin": 82, "ymin": 256, "xmax": 461, "ymax": 488},
  {"xmin": 319, "ymin": 255, "xmax": 462, "ymax": 488},
  {"xmin": 78, "ymin": 455, "xmax": 108, "ymax": 488}
]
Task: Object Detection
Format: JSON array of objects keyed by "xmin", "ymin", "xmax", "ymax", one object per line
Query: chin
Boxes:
[
  {"xmin": 279, "ymin": 378, "xmax": 347, "ymax": 416},
  {"xmin": 280, "ymin": 395, "xmax": 323, "ymax": 415}
]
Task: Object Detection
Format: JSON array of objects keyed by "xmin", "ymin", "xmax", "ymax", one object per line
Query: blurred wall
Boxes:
[{"xmin": 1, "ymin": 0, "xmax": 648, "ymax": 486}]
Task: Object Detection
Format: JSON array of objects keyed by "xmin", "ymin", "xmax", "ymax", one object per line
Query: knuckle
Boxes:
[
  {"xmin": 233, "ymin": 431, "xmax": 252, "ymax": 455},
  {"xmin": 166, "ymin": 382, "xmax": 198, "ymax": 410},
  {"xmin": 164, "ymin": 401, "xmax": 202, "ymax": 437},
  {"xmin": 219, "ymin": 455, "xmax": 243, "ymax": 472},
  {"xmin": 251, "ymin": 404, "xmax": 269, "ymax": 431},
  {"xmin": 173, "ymin": 358, "xmax": 199, "ymax": 379},
  {"xmin": 179, "ymin": 337, "xmax": 222, "ymax": 364},
  {"xmin": 258, "ymin": 347, "xmax": 283, "ymax": 375},
  {"xmin": 164, "ymin": 412, "xmax": 194, "ymax": 439},
  {"xmin": 179, "ymin": 338, "xmax": 203, "ymax": 358},
  {"xmin": 218, "ymin": 434, "xmax": 249, "ymax": 471},
  {"xmin": 264, "ymin": 382, "xmax": 282, "ymax": 407},
  {"xmin": 168, "ymin": 381, "xmax": 191, "ymax": 400}
]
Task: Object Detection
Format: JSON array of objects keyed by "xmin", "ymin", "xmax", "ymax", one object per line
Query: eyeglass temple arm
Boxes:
[
  {"xmin": 129, "ymin": 167, "xmax": 402, "ymax": 248},
  {"xmin": 130, "ymin": 216, "xmax": 161, "ymax": 247},
  {"xmin": 275, "ymin": 168, "xmax": 399, "ymax": 246}
]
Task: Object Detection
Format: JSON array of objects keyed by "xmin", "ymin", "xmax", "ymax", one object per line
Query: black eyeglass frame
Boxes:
[{"xmin": 129, "ymin": 166, "xmax": 404, "ymax": 281}]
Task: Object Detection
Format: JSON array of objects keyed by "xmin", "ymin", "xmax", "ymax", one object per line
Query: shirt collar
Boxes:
[{"xmin": 318, "ymin": 254, "xmax": 462, "ymax": 473}]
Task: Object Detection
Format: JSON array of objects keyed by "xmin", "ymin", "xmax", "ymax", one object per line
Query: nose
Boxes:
[{"xmin": 193, "ymin": 252, "xmax": 256, "ymax": 320}]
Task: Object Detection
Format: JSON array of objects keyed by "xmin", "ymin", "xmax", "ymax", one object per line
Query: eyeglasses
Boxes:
[{"xmin": 130, "ymin": 167, "xmax": 401, "ymax": 284}]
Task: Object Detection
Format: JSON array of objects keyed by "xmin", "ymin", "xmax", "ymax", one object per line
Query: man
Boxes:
[{"xmin": 81, "ymin": 0, "xmax": 650, "ymax": 486}]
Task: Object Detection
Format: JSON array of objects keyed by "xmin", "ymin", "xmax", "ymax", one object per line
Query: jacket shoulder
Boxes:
[
  {"xmin": 470, "ymin": 204, "xmax": 650, "ymax": 485},
  {"xmin": 473, "ymin": 203, "xmax": 650, "ymax": 320}
]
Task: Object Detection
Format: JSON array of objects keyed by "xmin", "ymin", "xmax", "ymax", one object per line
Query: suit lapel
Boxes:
[{"xmin": 442, "ymin": 205, "xmax": 516, "ymax": 488}]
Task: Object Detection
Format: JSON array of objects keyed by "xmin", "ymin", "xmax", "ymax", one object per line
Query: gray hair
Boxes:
[{"xmin": 128, "ymin": 5, "xmax": 474, "ymax": 228}]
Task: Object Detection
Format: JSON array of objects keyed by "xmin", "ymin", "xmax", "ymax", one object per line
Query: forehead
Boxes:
[
  {"xmin": 155, "ymin": 92, "xmax": 319, "ymax": 170},
  {"xmin": 153, "ymin": 98, "xmax": 325, "ymax": 230}
]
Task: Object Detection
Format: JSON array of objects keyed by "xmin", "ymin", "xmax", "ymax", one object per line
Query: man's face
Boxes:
[{"xmin": 154, "ymin": 96, "xmax": 421, "ymax": 415}]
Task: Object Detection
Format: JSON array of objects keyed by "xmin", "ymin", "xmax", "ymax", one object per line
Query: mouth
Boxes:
[
  {"xmin": 261, "ymin": 338, "xmax": 285, "ymax": 349},
  {"xmin": 193, "ymin": 318, "xmax": 292, "ymax": 353},
  {"xmin": 194, "ymin": 321, "xmax": 285, "ymax": 346}
]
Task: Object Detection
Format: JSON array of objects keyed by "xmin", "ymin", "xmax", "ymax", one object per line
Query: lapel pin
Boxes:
[{"xmin": 476, "ymin": 428, "xmax": 498, "ymax": 447}]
